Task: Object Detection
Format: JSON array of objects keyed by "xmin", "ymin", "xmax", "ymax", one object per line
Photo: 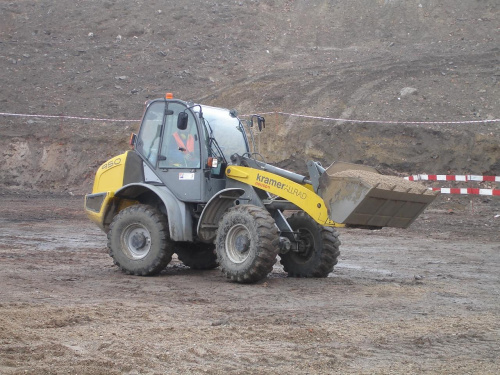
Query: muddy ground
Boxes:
[{"xmin": 1, "ymin": 194, "xmax": 499, "ymax": 374}]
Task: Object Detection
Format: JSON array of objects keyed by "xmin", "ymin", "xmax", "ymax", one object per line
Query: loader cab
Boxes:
[{"xmin": 134, "ymin": 97, "xmax": 250, "ymax": 203}]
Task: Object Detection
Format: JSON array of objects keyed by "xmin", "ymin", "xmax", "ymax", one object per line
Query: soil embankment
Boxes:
[{"xmin": 1, "ymin": 0, "xmax": 498, "ymax": 193}]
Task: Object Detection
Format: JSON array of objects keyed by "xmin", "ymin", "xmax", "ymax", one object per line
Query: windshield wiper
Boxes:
[{"xmin": 202, "ymin": 117, "xmax": 227, "ymax": 164}]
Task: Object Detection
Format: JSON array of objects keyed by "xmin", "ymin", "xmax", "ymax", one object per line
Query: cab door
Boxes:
[{"xmin": 137, "ymin": 100, "xmax": 203, "ymax": 202}]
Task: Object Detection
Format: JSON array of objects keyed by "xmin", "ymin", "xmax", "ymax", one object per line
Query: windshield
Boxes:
[{"xmin": 197, "ymin": 106, "xmax": 249, "ymax": 161}]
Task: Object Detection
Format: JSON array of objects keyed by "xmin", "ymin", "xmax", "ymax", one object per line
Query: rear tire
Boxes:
[
  {"xmin": 175, "ymin": 242, "xmax": 218, "ymax": 270},
  {"xmin": 280, "ymin": 211, "xmax": 341, "ymax": 278},
  {"xmin": 107, "ymin": 204, "xmax": 174, "ymax": 276},
  {"xmin": 215, "ymin": 205, "xmax": 279, "ymax": 283}
]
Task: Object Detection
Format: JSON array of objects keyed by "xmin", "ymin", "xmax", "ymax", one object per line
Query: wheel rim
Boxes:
[
  {"xmin": 121, "ymin": 223, "xmax": 152, "ymax": 260},
  {"xmin": 293, "ymin": 228, "xmax": 315, "ymax": 262},
  {"xmin": 225, "ymin": 224, "xmax": 251, "ymax": 264}
]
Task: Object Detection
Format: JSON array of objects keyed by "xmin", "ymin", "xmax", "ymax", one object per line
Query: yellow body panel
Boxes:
[
  {"xmin": 85, "ymin": 192, "xmax": 115, "ymax": 230},
  {"xmin": 85, "ymin": 152, "xmax": 138, "ymax": 231},
  {"xmin": 226, "ymin": 166, "xmax": 342, "ymax": 227},
  {"xmin": 92, "ymin": 152, "xmax": 128, "ymax": 194}
]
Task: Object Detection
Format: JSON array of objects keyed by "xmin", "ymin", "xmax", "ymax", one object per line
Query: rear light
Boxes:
[{"xmin": 129, "ymin": 133, "xmax": 137, "ymax": 148}]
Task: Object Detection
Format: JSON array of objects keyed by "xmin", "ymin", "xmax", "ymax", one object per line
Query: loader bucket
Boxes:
[{"xmin": 318, "ymin": 162, "xmax": 438, "ymax": 229}]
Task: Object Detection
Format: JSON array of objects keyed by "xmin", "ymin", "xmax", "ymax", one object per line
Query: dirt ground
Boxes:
[{"xmin": 1, "ymin": 193, "xmax": 499, "ymax": 375}]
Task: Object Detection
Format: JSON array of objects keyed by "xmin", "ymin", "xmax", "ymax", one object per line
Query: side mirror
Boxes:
[
  {"xmin": 177, "ymin": 112, "xmax": 188, "ymax": 130},
  {"xmin": 249, "ymin": 115, "xmax": 266, "ymax": 131},
  {"xmin": 257, "ymin": 116, "xmax": 265, "ymax": 131}
]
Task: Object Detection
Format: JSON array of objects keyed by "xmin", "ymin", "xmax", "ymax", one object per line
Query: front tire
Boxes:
[
  {"xmin": 215, "ymin": 205, "xmax": 280, "ymax": 283},
  {"xmin": 280, "ymin": 211, "xmax": 341, "ymax": 278},
  {"xmin": 107, "ymin": 204, "xmax": 174, "ymax": 276}
]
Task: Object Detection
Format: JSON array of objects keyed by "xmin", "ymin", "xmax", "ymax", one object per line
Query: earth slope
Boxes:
[{"xmin": 0, "ymin": 0, "xmax": 498, "ymax": 193}]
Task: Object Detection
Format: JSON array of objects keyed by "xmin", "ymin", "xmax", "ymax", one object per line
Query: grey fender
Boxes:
[
  {"xmin": 115, "ymin": 183, "xmax": 193, "ymax": 242},
  {"xmin": 197, "ymin": 188, "xmax": 245, "ymax": 243}
]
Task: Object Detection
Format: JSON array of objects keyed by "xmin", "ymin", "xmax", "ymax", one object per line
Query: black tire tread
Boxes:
[
  {"xmin": 280, "ymin": 211, "xmax": 341, "ymax": 278},
  {"xmin": 216, "ymin": 205, "xmax": 279, "ymax": 283},
  {"xmin": 175, "ymin": 242, "xmax": 218, "ymax": 270},
  {"xmin": 107, "ymin": 204, "xmax": 173, "ymax": 276}
]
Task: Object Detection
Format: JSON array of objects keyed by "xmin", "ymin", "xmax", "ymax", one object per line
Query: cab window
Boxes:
[
  {"xmin": 136, "ymin": 101, "xmax": 164, "ymax": 165},
  {"xmin": 159, "ymin": 103, "xmax": 201, "ymax": 169}
]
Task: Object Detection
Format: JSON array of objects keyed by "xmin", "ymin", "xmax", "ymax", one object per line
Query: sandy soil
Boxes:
[{"xmin": 1, "ymin": 194, "xmax": 499, "ymax": 374}]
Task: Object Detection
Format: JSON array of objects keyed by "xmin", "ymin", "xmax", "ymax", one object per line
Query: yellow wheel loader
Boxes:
[{"xmin": 84, "ymin": 94, "xmax": 437, "ymax": 283}]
